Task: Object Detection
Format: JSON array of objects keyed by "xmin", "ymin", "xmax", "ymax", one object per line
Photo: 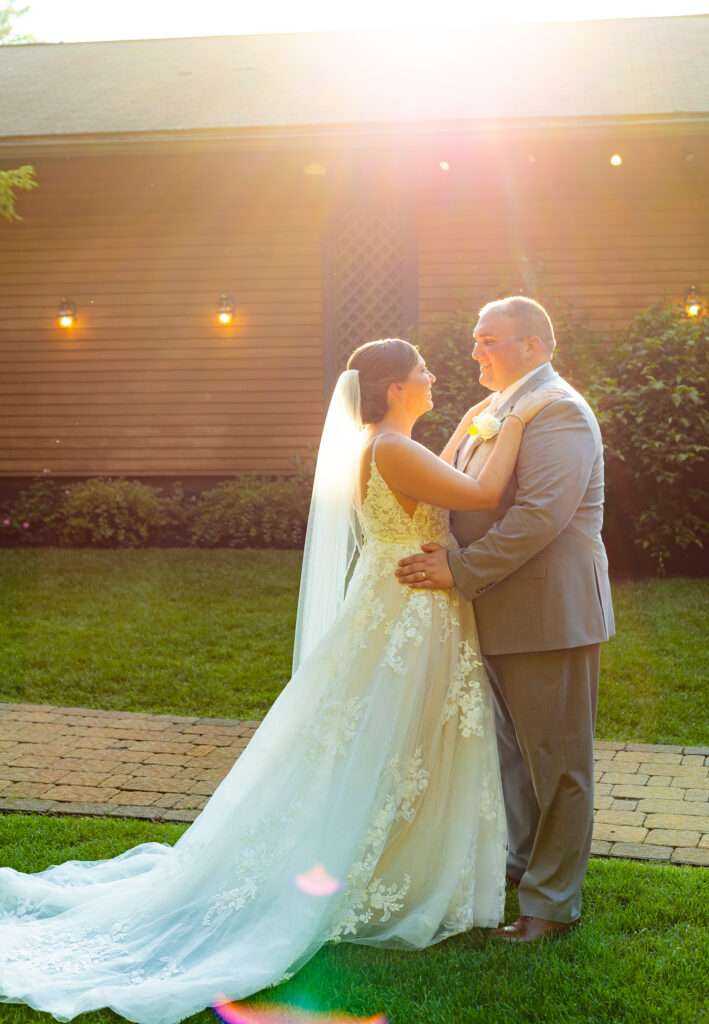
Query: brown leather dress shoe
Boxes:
[
  {"xmin": 489, "ymin": 915, "xmax": 580, "ymax": 943},
  {"xmin": 505, "ymin": 873, "xmax": 521, "ymax": 889}
]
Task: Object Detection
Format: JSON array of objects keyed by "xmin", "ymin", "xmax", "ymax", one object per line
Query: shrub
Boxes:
[
  {"xmin": 188, "ymin": 476, "xmax": 311, "ymax": 549},
  {"xmin": 588, "ymin": 304, "xmax": 709, "ymax": 574},
  {"xmin": 61, "ymin": 478, "xmax": 167, "ymax": 548},
  {"xmin": 152, "ymin": 481, "xmax": 195, "ymax": 547},
  {"xmin": 0, "ymin": 478, "xmax": 68, "ymax": 546},
  {"xmin": 0, "ymin": 474, "xmax": 313, "ymax": 551}
]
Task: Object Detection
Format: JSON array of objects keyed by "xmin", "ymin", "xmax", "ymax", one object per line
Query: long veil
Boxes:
[{"xmin": 292, "ymin": 369, "xmax": 363, "ymax": 672}]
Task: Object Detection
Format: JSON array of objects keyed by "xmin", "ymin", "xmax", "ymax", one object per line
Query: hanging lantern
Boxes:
[
  {"xmin": 217, "ymin": 294, "xmax": 235, "ymax": 325},
  {"xmin": 685, "ymin": 286, "xmax": 702, "ymax": 317},
  {"xmin": 58, "ymin": 298, "xmax": 76, "ymax": 327}
]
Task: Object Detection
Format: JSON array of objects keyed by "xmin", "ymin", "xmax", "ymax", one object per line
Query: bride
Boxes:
[{"xmin": 0, "ymin": 338, "xmax": 558, "ymax": 1024}]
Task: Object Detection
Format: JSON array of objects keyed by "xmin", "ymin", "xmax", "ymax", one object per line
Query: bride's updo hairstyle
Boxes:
[{"xmin": 347, "ymin": 338, "xmax": 419, "ymax": 424}]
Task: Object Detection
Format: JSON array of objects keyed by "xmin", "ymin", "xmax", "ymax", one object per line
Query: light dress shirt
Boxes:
[{"xmin": 495, "ymin": 362, "xmax": 552, "ymax": 407}]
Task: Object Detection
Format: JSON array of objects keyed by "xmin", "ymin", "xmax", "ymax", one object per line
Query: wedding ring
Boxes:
[{"xmin": 420, "ymin": 571, "xmax": 427, "ymax": 580}]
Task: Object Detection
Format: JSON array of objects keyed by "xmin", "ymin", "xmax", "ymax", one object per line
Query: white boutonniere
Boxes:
[{"xmin": 467, "ymin": 411, "xmax": 502, "ymax": 441}]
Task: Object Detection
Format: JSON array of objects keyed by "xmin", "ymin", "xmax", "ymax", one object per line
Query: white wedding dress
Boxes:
[{"xmin": 0, "ymin": 457, "xmax": 506, "ymax": 1024}]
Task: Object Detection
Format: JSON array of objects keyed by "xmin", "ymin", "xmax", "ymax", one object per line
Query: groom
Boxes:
[{"xmin": 396, "ymin": 296, "xmax": 614, "ymax": 942}]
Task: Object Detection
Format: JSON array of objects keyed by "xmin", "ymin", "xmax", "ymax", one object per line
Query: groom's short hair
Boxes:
[{"xmin": 480, "ymin": 297, "xmax": 556, "ymax": 354}]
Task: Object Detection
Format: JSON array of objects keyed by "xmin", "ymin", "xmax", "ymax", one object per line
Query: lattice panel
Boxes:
[{"xmin": 333, "ymin": 202, "xmax": 405, "ymax": 369}]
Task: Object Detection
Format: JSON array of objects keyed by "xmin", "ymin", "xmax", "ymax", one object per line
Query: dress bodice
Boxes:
[{"xmin": 358, "ymin": 459, "xmax": 450, "ymax": 548}]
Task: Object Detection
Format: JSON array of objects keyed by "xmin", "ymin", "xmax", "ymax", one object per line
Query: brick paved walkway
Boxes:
[{"xmin": 0, "ymin": 703, "xmax": 707, "ymax": 866}]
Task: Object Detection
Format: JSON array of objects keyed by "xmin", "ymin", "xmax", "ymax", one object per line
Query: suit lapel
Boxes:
[
  {"xmin": 457, "ymin": 364, "xmax": 558, "ymax": 474},
  {"xmin": 457, "ymin": 430, "xmax": 486, "ymax": 473}
]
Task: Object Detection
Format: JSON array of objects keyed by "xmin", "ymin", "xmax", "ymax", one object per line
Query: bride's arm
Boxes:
[
  {"xmin": 439, "ymin": 393, "xmax": 496, "ymax": 465},
  {"xmin": 376, "ymin": 421, "xmax": 522, "ymax": 511},
  {"xmin": 376, "ymin": 389, "xmax": 564, "ymax": 511}
]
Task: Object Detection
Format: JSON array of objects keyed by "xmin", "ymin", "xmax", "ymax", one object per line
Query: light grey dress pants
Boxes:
[{"xmin": 484, "ymin": 644, "xmax": 600, "ymax": 923}]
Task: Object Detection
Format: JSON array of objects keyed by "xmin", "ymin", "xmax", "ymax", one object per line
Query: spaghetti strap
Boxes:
[
  {"xmin": 357, "ymin": 434, "xmax": 385, "ymax": 512},
  {"xmin": 370, "ymin": 434, "xmax": 383, "ymax": 463},
  {"xmin": 360, "ymin": 433, "xmax": 385, "ymax": 470}
]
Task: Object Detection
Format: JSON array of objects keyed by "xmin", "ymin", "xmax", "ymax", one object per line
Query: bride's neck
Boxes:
[{"xmin": 369, "ymin": 407, "xmax": 416, "ymax": 438}]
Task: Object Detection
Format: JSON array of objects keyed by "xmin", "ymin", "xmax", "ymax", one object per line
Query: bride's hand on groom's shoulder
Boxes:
[{"xmin": 512, "ymin": 386, "xmax": 567, "ymax": 425}]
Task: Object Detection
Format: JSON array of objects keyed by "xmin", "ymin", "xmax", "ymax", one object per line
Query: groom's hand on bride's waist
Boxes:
[{"xmin": 395, "ymin": 543, "xmax": 455, "ymax": 589}]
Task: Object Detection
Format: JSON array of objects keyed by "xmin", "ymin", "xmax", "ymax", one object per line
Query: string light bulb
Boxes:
[{"xmin": 610, "ymin": 154, "xmax": 623, "ymax": 167}]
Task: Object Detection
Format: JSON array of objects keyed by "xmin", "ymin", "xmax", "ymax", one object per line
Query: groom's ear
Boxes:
[{"xmin": 523, "ymin": 334, "xmax": 544, "ymax": 357}]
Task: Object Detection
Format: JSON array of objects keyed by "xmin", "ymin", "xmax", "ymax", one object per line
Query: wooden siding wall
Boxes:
[
  {"xmin": 416, "ymin": 136, "xmax": 709, "ymax": 337},
  {"xmin": 0, "ymin": 152, "xmax": 325, "ymax": 479},
  {"xmin": 1, "ymin": 135, "xmax": 707, "ymax": 481}
]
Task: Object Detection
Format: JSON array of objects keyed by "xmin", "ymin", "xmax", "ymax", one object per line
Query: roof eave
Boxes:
[{"xmin": 1, "ymin": 112, "xmax": 707, "ymax": 159}]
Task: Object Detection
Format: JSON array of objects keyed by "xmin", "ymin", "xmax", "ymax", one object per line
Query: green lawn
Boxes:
[
  {"xmin": 0, "ymin": 814, "xmax": 707, "ymax": 1024},
  {"xmin": 0, "ymin": 549, "xmax": 301, "ymax": 721},
  {"xmin": 596, "ymin": 578, "xmax": 709, "ymax": 745},
  {"xmin": 0, "ymin": 550, "xmax": 707, "ymax": 744}
]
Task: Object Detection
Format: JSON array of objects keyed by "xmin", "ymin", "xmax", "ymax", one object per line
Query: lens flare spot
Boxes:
[
  {"xmin": 212, "ymin": 998, "xmax": 388, "ymax": 1024},
  {"xmin": 293, "ymin": 863, "xmax": 342, "ymax": 897},
  {"xmin": 439, "ymin": 160, "xmax": 450, "ymax": 171},
  {"xmin": 610, "ymin": 154, "xmax": 622, "ymax": 166}
]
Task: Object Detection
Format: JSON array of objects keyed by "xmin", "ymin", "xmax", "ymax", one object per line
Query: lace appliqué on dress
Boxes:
[
  {"xmin": 383, "ymin": 593, "xmax": 430, "ymax": 675},
  {"xmin": 202, "ymin": 799, "xmax": 305, "ymax": 927},
  {"xmin": 129, "ymin": 957, "xmax": 184, "ymax": 987},
  {"xmin": 298, "ymin": 695, "xmax": 373, "ymax": 762},
  {"xmin": 359, "ymin": 461, "xmax": 450, "ymax": 548},
  {"xmin": 328, "ymin": 747, "xmax": 430, "ymax": 941},
  {"xmin": 4, "ymin": 919, "xmax": 134, "ymax": 975},
  {"xmin": 348, "ymin": 596, "xmax": 386, "ymax": 649},
  {"xmin": 442, "ymin": 639, "xmax": 488, "ymax": 738}
]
